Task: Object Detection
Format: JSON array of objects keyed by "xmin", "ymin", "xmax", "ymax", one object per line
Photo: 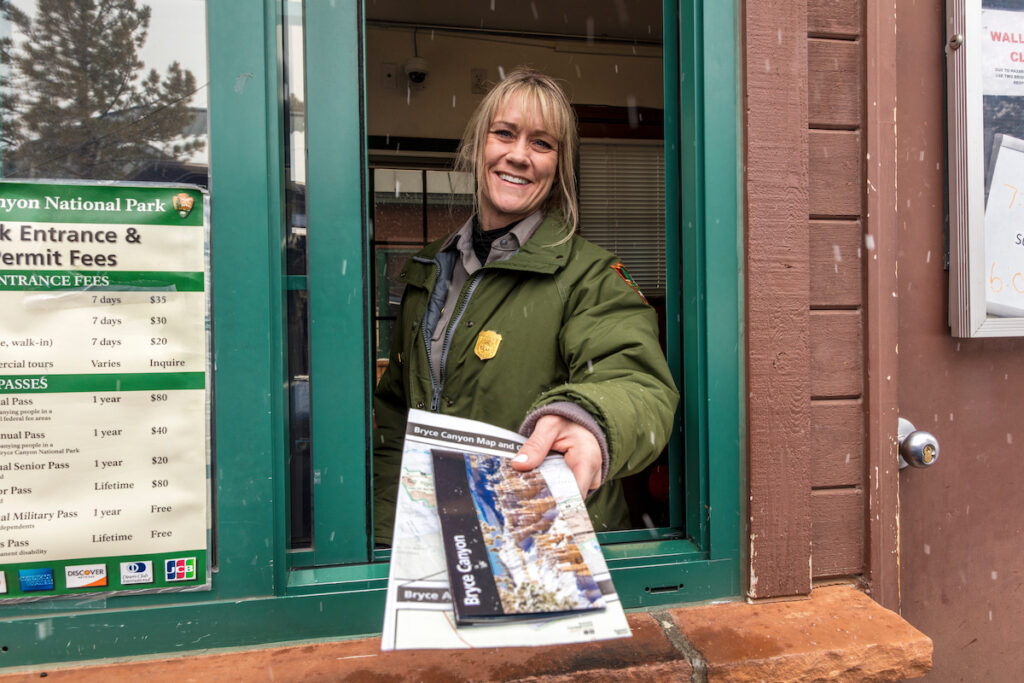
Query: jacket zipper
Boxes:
[
  {"xmin": 418, "ymin": 257, "xmax": 441, "ymax": 407},
  {"xmin": 430, "ymin": 271, "xmax": 484, "ymax": 412}
]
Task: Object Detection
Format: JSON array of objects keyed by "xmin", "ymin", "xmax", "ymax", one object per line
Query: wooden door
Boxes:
[{"xmin": 896, "ymin": 2, "xmax": 1024, "ymax": 679}]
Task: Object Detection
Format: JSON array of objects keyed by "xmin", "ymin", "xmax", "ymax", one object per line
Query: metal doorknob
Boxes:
[{"xmin": 898, "ymin": 417, "xmax": 940, "ymax": 469}]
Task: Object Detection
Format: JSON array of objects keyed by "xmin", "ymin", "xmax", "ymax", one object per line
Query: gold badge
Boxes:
[{"xmin": 474, "ymin": 330, "xmax": 502, "ymax": 360}]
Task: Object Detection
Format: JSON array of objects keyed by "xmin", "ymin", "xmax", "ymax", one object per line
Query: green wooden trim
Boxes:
[
  {"xmin": 265, "ymin": 0, "xmax": 292, "ymax": 596},
  {"xmin": 678, "ymin": 1, "xmax": 709, "ymax": 550},
  {"xmin": 368, "ymin": 531, "xmax": 695, "ymax": 565},
  {"xmin": 286, "ymin": 543, "xmax": 730, "ymax": 604},
  {"xmin": 663, "ymin": 0, "xmax": 685, "ymax": 532},
  {"xmin": 604, "ymin": 539, "xmax": 703, "ymax": 564},
  {"xmin": 616, "ymin": 558, "xmax": 737, "ymax": 608},
  {"xmin": 597, "ymin": 527, "xmax": 686, "ymax": 544},
  {"xmin": 287, "ymin": 560, "xmax": 391, "ymax": 595},
  {"xmin": 304, "ymin": 0, "xmax": 372, "ymax": 564},
  {"xmin": 0, "ymin": 554, "xmax": 737, "ymax": 669},
  {"xmin": 701, "ymin": 0, "xmax": 743, "ymax": 564},
  {"xmin": 205, "ymin": 0, "xmax": 285, "ymax": 599},
  {"xmin": 287, "ymin": 548, "xmax": 315, "ymax": 568},
  {"xmin": 0, "ymin": 592, "xmax": 387, "ymax": 669}
]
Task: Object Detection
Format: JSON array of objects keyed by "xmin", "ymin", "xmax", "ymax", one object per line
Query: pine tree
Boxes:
[{"xmin": 1, "ymin": 0, "xmax": 203, "ymax": 180}]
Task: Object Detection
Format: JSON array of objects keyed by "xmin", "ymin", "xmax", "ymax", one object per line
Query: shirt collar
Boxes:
[{"xmin": 443, "ymin": 210, "xmax": 546, "ymax": 270}]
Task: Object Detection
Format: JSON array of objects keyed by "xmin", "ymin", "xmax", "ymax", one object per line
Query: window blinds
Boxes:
[{"xmin": 579, "ymin": 139, "xmax": 666, "ymax": 296}]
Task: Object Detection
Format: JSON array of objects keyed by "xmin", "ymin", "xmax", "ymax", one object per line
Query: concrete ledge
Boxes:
[{"xmin": 0, "ymin": 585, "xmax": 930, "ymax": 681}]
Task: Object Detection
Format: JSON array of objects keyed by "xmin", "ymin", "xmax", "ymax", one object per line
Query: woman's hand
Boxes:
[{"xmin": 512, "ymin": 415, "xmax": 602, "ymax": 498}]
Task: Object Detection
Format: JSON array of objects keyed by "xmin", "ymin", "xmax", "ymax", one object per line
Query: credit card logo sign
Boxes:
[
  {"xmin": 165, "ymin": 557, "xmax": 196, "ymax": 582},
  {"xmin": 0, "ymin": 571, "xmax": 7, "ymax": 594},
  {"xmin": 64, "ymin": 564, "xmax": 108, "ymax": 589},
  {"xmin": 120, "ymin": 561, "xmax": 154, "ymax": 585},
  {"xmin": 18, "ymin": 568, "xmax": 54, "ymax": 592}
]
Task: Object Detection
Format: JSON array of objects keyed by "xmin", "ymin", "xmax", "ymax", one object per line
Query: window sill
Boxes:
[{"xmin": 0, "ymin": 585, "xmax": 931, "ymax": 681}]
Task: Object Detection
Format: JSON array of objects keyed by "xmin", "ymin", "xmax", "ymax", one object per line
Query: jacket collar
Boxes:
[
  {"xmin": 483, "ymin": 211, "xmax": 573, "ymax": 275},
  {"xmin": 402, "ymin": 211, "xmax": 574, "ymax": 287}
]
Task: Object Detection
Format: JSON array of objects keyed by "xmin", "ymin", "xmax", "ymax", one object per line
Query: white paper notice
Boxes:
[
  {"xmin": 0, "ymin": 181, "xmax": 210, "ymax": 601},
  {"xmin": 983, "ymin": 9, "xmax": 1024, "ymax": 97}
]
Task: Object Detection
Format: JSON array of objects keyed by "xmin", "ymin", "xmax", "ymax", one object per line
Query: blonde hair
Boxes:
[{"xmin": 455, "ymin": 67, "xmax": 579, "ymax": 236}]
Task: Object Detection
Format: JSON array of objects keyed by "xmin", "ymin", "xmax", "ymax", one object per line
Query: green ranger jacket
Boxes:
[{"xmin": 373, "ymin": 213, "xmax": 679, "ymax": 544}]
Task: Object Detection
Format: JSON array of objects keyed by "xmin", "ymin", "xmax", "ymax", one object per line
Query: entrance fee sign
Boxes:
[{"xmin": 0, "ymin": 181, "xmax": 210, "ymax": 600}]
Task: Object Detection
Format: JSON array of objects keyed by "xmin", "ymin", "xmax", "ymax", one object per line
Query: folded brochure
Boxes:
[
  {"xmin": 432, "ymin": 447, "xmax": 607, "ymax": 624},
  {"xmin": 380, "ymin": 409, "xmax": 631, "ymax": 649}
]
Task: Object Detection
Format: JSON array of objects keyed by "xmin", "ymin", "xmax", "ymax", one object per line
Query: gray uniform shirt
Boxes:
[{"xmin": 428, "ymin": 210, "xmax": 544, "ymax": 381}]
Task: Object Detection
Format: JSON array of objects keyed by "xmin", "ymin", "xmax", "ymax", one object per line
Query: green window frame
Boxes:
[{"xmin": 0, "ymin": 0, "xmax": 741, "ymax": 666}]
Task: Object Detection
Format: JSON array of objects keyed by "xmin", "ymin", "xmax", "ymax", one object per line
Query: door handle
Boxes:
[{"xmin": 898, "ymin": 417, "xmax": 940, "ymax": 469}]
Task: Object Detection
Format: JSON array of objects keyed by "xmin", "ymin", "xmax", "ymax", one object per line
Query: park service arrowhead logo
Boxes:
[{"xmin": 172, "ymin": 192, "xmax": 195, "ymax": 218}]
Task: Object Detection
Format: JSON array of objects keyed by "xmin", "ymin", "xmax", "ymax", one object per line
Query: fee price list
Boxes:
[{"xmin": 0, "ymin": 181, "xmax": 210, "ymax": 600}]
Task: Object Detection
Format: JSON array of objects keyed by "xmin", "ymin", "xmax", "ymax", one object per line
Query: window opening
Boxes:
[
  {"xmin": 287, "ymin": 0, "xmax": 675, "ymax": 558},
  {"xmin": 364, "ymin": 1, "xmax": 673, "ymax": 536}
]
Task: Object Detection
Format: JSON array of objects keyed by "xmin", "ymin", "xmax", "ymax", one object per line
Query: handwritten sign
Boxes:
[{"xmin": 984, "ymin": 134, "xmax": 1024, "ymax": 316}]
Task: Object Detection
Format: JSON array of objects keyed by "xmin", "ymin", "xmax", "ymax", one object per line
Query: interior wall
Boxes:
[{"xmin": 365, "ymin": 26, "xmax": 663, "ymax": 140}]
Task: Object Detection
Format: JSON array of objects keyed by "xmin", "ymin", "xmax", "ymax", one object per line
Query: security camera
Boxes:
[{"xmin": 405, "ymin": 57, "xmax": 428, "ymax": 85}]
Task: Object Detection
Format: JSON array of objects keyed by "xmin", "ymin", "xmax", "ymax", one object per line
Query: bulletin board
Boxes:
[{"xmin": 948, "ymin": 0, "xmax": 1024, "ymax": 336}]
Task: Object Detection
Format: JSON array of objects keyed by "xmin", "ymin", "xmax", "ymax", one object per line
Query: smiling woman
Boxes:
[{"xmin": 372, "ymin": 68, "xmax": 679, "ymax": 544}]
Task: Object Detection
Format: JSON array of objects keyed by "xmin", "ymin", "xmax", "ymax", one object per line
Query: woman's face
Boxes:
[{"xmin": 478, "ymin": 98, "xmax": 559, "ymax": 230}]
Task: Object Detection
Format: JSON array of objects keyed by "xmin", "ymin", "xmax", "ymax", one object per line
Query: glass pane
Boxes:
[
  {"xmin": 287, "ymin": 290, "xmax": 311, "ymax": 547},
  {"xmin": 282, "ymin": 0, "xmax": 312, "ymax": 548},
  {"xmin": 373, "ymin": 245, "xmax": 418, "ymax": 360},
  {"xmin": 1, "ymin": 0, "xmax": 209, "ymax": 186},
  {"xmin": 426, "ymin": 169, "xmax": 473, "ymax": 240},
  {"xmin": 373, "ymin": 168, "xmax": 425, "ymax": 242},
  {"xmin": 283, "ymin": 0, "xmax": 307, "ymax": 275},
  {"xmin": 579, "ymin": 140, "xmax": 666, "ymax": 296}
]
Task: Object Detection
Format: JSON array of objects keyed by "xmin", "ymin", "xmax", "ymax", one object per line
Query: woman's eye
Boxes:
[
  {"xmin": 534, "ymin": 139, "xmax": 555, "ymax": 150},
  {"xmin": 493, "ymin": 129, "xmax": 514, "ymax": 138}
]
